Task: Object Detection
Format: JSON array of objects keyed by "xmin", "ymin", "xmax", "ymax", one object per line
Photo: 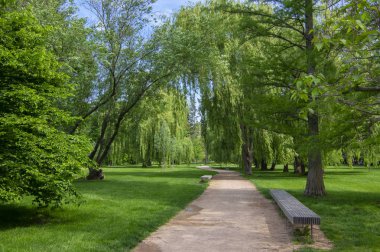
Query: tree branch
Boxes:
[
  {"xmin": 222, "ymin": 8, "xmax": 305, "ymax": 36},
  {"xmin": 354, "ymin": 86, "xmax": 380, "ymax": 92}
]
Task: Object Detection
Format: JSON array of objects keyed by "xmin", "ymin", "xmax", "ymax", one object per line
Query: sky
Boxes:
[
  {"xmin": 74, "ymin": 0, "xmax": 203, "ymax": 117},
  {"xmin": 152, "ymin": 0, "xmax": 201, "ymax": 16},
  {"xmin": 76, "ymin": 0, "xmax": 202, "ymax": 20}
]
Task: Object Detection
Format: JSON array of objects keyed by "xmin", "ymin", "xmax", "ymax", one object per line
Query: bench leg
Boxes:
[{"xmin": 310, "ymin": 224, "xmax": 313, "ymax": 240}]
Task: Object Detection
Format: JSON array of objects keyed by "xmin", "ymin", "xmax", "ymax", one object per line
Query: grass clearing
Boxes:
[
  {"xmin": 0, "ymin": 165, "xmax": 215, "ymax": 251},
  {"xmin": 247, "ymin": 166, "xmax": 380, "ymax": 252}
]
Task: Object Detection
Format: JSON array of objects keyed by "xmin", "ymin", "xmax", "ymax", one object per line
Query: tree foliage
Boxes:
[
  {"xmin": 108, "ymin": 89, "xmax": 197, "ymax": 167},
  {"xmin": 162, "ymin": 0, "xmax": 379, "ymax": 196},
  {"xmin": 0, "ymin": 3, "xmax": 91, "ymax": 207},
  {"xmin": 1, "ymin": 0, "xmax": 379, "ymax": 205}
]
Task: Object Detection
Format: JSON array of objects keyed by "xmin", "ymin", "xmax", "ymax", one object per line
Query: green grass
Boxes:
[
  {"xmin": 247, "ymin": 166, "xmax": 380, "ymax": 252},
  {"xmin": 0, "ymin": 165, "xmax": 215, "ymax": 252}
]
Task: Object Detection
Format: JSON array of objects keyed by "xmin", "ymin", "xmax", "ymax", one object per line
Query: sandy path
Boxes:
[{"xmin": 133, "ymin": 167, "xmax": 298, "ymax": 252}]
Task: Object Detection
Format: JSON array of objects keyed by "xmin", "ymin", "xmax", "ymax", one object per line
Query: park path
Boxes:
[{"xmin": 133, "ymin": 166, "xmax": 298, "ymax": 252}]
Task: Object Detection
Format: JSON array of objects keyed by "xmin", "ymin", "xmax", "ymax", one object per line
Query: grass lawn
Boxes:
[
  {"xmin": 0, "ymin": 165, "xmax": 215, "ymax": 252},
  {"xmin": 247, "ymin": 166, "xmax": 380, "ymax": 252}
]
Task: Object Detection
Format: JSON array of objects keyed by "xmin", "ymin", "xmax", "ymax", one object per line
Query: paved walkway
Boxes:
[{"xmin": 133, "ymin": 167, "xmax": 331, "ymax": 252}]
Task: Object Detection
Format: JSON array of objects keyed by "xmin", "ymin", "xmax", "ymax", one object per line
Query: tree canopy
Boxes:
[
  {"xmin": 0, "ymin": 0, "xmax": 379, "ymax": 206},
  {"xmin": 0, "ymin": 2, "xmax": 91, "ymax": 207}
]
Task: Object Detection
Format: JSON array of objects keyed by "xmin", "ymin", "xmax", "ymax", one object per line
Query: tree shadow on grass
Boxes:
[
  {"xmin": 291, "ymin": 190, "xmax": 380, "ymax": 250},
  {"xmin": 0, "ymin": 176, "xmax": 206, "ymax": 231},
  {"xmin": 253, "ymin": 169, "xmax": 368, "ymax": 180},
  {"xmin": 262, "ymin": 187, "xmax": 380, "ymax": 215},
  {"xmin": 253, "ymin": 173, "xmax": 306, "ymax": 180},
  {"xmin": 324, "ymin": 170, "xmax": 366, "ymax": 176},
  {"xmin": 210, "ymin": 165, "xmax": 241, "ymax": 171},
  {"xmin": 104, "ymin": 170, "xmax": 216, "ymax": 179},
  {"xmin": 0, "ymin": 205, "xmax": 51, "ymax": 231},
  {"xmin": 76, "ymin": 179, "xmax": 206, "ymax": 202},
  {"xmin": 300, "ymin": 190, "xmax": 380, "ymax": 207}
]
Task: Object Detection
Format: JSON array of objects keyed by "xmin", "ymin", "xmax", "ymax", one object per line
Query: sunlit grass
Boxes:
[
  {"xmin": 248, "ymin": 166, "xmax": 380, "ymax": 252},
  {"xmin": 0, "ymin": 165, "xmax": 215, "ymax": 251}
]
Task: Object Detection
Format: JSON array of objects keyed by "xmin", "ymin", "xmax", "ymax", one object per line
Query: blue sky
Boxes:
[
  {"xmin": 152, "ymin": 0, "xmax": 201, "ymax": 16},
  {"xmin": 76, "ymin": 0, "xmax": 202, "ymax": 20}
]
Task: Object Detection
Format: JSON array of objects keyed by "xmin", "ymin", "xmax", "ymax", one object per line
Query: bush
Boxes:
[{"xmin": 0, "ymin": 4, "xmax": 91, "ymax": 207}]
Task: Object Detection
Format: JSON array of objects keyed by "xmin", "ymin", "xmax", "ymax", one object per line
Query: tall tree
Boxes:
[
  {"xmin": 0, "ymin": 1, "xmax": 91, "ymax": 207},
  {"xmin": 29, "ymin": 0, "xmax": 99, "ymax": 123},
  {"xmin": 107, "ymin": 89, "xmax": 195, "ymax": 167},
  {"xmin": 218, "ymin": 0, "xmax": 328, "ymax": 195},
  {"xmin": 77, "ymin": 0, "xmax": 173, "ymax": 177}
]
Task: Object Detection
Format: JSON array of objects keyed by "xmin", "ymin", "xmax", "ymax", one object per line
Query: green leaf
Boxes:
[
  {"xmin": 296, "ymin": 80, "xmax": 303, "ymax": 89},
  {"xmin": 355, "ymin": 20, "xmax": 366, "ymax": 31},
  {"xmin": 311, "ymin": 88, "xmax": 319, "ymax": 99},
  {"xmin": 300, "ymin": 93, "xmax": 309, "ymax": 102},
  {"xmin": 315, "ymin": 42, "xmax": 323, "ymax": 51}
]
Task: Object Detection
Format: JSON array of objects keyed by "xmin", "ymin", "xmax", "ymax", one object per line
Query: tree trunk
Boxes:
[
  {"xmin": 270, "ymin": 162, "xmax": 276, "ymax": 171},
  {"xmin": 283, "ymin": 164, "xmax": 289, "ymax": 173},
  {"xmin": 304, "ymin": 0, "xmax": 326, "ymax": 196},
  {"xmin": 294, "ymin": 156, "xmax": 306, "ymax": 175},
  {"xmin": 204, "ymin": 147, "xmax": 209, "ymax": 164},
  {"xmin": 301, "ymin": 162, "xmax": 306, "ymax": 174},
  {"xmin": 241, "ymin": 144, "xmax": 253, "ymax": 175},
  {"xmin": 89, "ymin": 112, "xmax": 110, "ymax": 160},
  {"xmin": 87, "ymin": 168, "xmax": 105, "ymax": 180},
  {"xmin": 94, "ymin": 84, "xmax": 155, "ymax": 166},
  {"xmin": 294, "ymin": 156, "xmax": 301, "ymax": 174},
  {"xmin": 89, "ymin": 74, "xmax": 171, "ymax": 168},
  {"xmin": 142, "ymin": 142, "xmax": 152, "ymax": 167},
  {"xmin": 240, "ymin": 124, "xmax": 253, "ymax": 175},
  {"xmin": 254, "ymin": 159, "xmax": 259, "ymax": 169},
  {"xmin": 146, "ymin": 157, "xmax": 152, "ymax": 167},
  {"xmin": 201, "ymin": 113, "xmax": 209, "ymax": 164},
  {"xmin": 261, "ymin": 159, "xmax": 268, "ymax": 171},
  {"xmin": 305, "ymin": 112, "xmax": 325, "ymax": 196},
  {"xmin": 95, "ymin": 112, "xmax": 124, "ymax": 166},
  {"xmin": 342, "ymin": 151, "xmax": 348, "ymax": 165},
  {"xmin": 142, "ymin": 161, "xmax": 148, "ymax": 168}
]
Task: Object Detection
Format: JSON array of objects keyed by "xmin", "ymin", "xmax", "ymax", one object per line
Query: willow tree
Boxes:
[
  {"xmin": 161, "ymin": 2, "xmax": 296, "ymax": 175},
  {"xmin": 142, "ymin": 89, "xmax": 194, "ymax": 167},
  {"xmin": 106, "ymin": 89, "xmax": 195, "ymax": 167},
  {"xmin": 212, "ymin": 0, "xmax": 335, "ymax": 195},
  {"xmin": 173, "ymin": 4, "xmax": 246, "ymax": 167},
  {"xmin": 71, "ymin": 0, "xmax": 175, "ymax": 179},
  {"xmin": 69, "ymin": 0, "xmax": 156, "ymax": 134}
]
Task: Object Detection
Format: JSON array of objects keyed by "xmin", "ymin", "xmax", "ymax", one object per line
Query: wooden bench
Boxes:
[
  {"xmin": 200, "ymin": 175, "xmax": 212, "ymax": 182},
  {"xmin": 270, "ymin": 189, "xmax": 320, "ymax": 238}
]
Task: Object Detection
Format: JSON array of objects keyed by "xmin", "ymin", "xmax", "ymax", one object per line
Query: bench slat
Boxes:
[{"xmin": 270, "ymin": 189, "xmax": 320, "ymax": 225}]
